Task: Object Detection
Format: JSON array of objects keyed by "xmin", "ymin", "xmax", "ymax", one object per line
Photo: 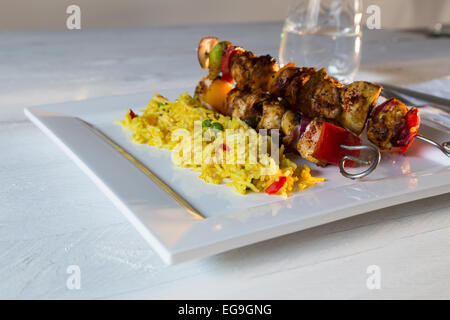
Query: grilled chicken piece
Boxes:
[
  {"xmin": 284, "ymin": 68, "xmax": 317, "ymax": 110},
  {"xmin": 194, "ymin": 75, "xmax": 213, "ymax": 104},
  {"xmin": 297, "ymin": 68, "xmax": 342, "ymax": 120},
  {"xmin": 367, "ymin": 98, "xmax": 408, "ymax": 150},
  {"xmin": 231, "ymin": 51, "xmax": 279, "ymax": 92},
  {"xmin": 311, "ymin": 76, "xmax": 343, "ymax": 119},
  {"xmin": 339, "ymin": 81, "xmax": 382, "ymax": 135},
  {"xmin": 224, "ymin": 87, "xmax": 241, "ymax": 116},
  {"xmin": 223, "ymin": 88, "xmax": 286, "ymax": 132},
  {"xmin": 296, "ymin": 68, "xmax": 381, "ymax": 135},
  {"xmin": 269, "ymin": 66, "xmax": 316, "ymax": 109},
  {"xmin": 296, "ymin": 118, "xmax": 326, "ymax": 166},
  {"xmin": 367, "ymin": 98, "xmax": 420, "ymax": 152},
  {"xmin": 225, "ymin": 90, "xmax": 291, "ymax": 133},
  {"xmin": 227, "ymin": 89, "xmax": 267, "ymax": 119},
  {"xmin": 230, "ymin": 51, "xmax": 255, "ymax": 91},
  {"xmin": 269, "ymin": 66, "xmax": 301, "ymax": 97},
  {"xmin": 251, "ymin": 55, "xmax": 279, "ymax": 92},
  {"xmin": 257, "ymin": 100, "xmax": 285, "ymax": 131}
]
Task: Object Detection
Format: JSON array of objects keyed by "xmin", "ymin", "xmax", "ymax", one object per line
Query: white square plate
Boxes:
[{"xmin": 25, "ymin": 88, "xmax": 450, "ymax": 264}]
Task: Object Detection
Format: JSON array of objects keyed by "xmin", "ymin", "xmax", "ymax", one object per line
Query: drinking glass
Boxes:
[{"xmin": 279, "ymin": 0, "xmax": 363, "ymax": 83}]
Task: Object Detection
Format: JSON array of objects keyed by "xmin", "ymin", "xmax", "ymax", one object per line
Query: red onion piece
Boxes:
[
  {"xmin": 298, "ymin": 116, "xmax": 312, "ymax": 138},
  {"xmin": 371, "ymin": 98, "xmax": 392, "ymax": 118}
]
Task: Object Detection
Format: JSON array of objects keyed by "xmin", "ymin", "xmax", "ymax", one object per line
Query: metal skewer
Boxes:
[
  {"xmin": 339, "ymin": 134, "xmax": 450, "ymax": 179},
  {"xmin": 339, "ymin": 144, "xmax": 381, "ymax": 179},
  {"xmin": 415, "ymin": 134, "xmax": 450, "ymax": 157}
]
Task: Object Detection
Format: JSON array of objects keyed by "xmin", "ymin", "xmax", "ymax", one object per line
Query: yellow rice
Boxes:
[{"xmin": 118, "ymin": 92, "xmax": 324, "ymax": 197}]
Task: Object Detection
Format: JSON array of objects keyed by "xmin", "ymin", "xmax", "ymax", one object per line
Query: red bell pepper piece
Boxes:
[
  {"xmin": 312, "ymin": 122, "xmax": 361, "ymax": 167},
  {"xmin": 219, "ymin": 143, "xmax": 229, "ymax": 151},
  {"xmin": 129, "ymin": 109, "xmax": 137, "ymax": 119},
  {"xmin": 220, "ymin": 46, "xmax": 245, "ymax": 83},
  {"xmin": 392, "ymin": 107, "xmax": 420, "ymax": 154},
  {"xmin": 265, "ymin": 176, "xmax": 287, "ymax": 195}
]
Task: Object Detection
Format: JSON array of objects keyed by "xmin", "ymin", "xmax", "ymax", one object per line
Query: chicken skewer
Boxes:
[
  {"xmin": 196, "ymin": 37, "xmax": 420, "ymax": 155},
  {"xmin": 270, "ymin": 65, "xmax": 382, "ymax": 135},
  {"xmin": 195, "ymin": 38, "xmax": 380, "ymax": 169},
  {"xmin": 221, "ymin": 44, "xmax": 382, "ymax": 135},
  {"xmin": 231, "ymin": 52, "xmax": 423, "ymax": 157}
]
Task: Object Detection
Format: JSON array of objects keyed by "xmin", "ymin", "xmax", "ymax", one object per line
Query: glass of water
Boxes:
[{"xmin": 279, "ymin": 0, "xmax": 363, "ymax": 83}]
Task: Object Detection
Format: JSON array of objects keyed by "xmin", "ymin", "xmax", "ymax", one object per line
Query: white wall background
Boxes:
[{"xmin": 1, "ymin": 0, "xmax": 450, "ymax": 30}]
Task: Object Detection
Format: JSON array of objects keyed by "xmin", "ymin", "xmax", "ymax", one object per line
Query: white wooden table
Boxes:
[{"xmin": 1, "ymin": 22, "xmax": 449, "ymax": 299}]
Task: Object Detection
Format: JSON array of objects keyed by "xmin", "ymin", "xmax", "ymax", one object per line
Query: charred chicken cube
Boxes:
[
  {"xmin": 269, "ymin": 64, "xmax": 316, "ymax": 109},
  {"xmin": 231, "ymin": 51, "xmax": 279, "ymax": 92},
  {"xmin": 310, "ymin": 76, "xmax": 343, "ymax": 119},
  {"xmin": 228, "ymin": 89, "xmax": 267, "ymax": 119},
  {"xmin": 367, "ymin": 98, "xmax": 420, "ymax": 153},
  {"xmin": 257, "ymin": 100, "xmax": 285, "ymax": 131},
  {"xmin": 297, "ymin": 119, "xmax": 362, "ymax": 167},
  {"xmin": 338, "ymin": 81, "xmax": 382, "ymax": 135},
  {"xmin": 297, "ymin": 118, "xmax": 327, "ymax": 166},
  {"xmin": 230, "ymin": 51, "xmax": 257, "ymax": 91},
  {"xmin": 297, "ymin": 68, "xmax": 341, "ymax": 119},
  {"xmin": 250, "ymin": 55, "xmax": 279, "ymax": 92}
]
